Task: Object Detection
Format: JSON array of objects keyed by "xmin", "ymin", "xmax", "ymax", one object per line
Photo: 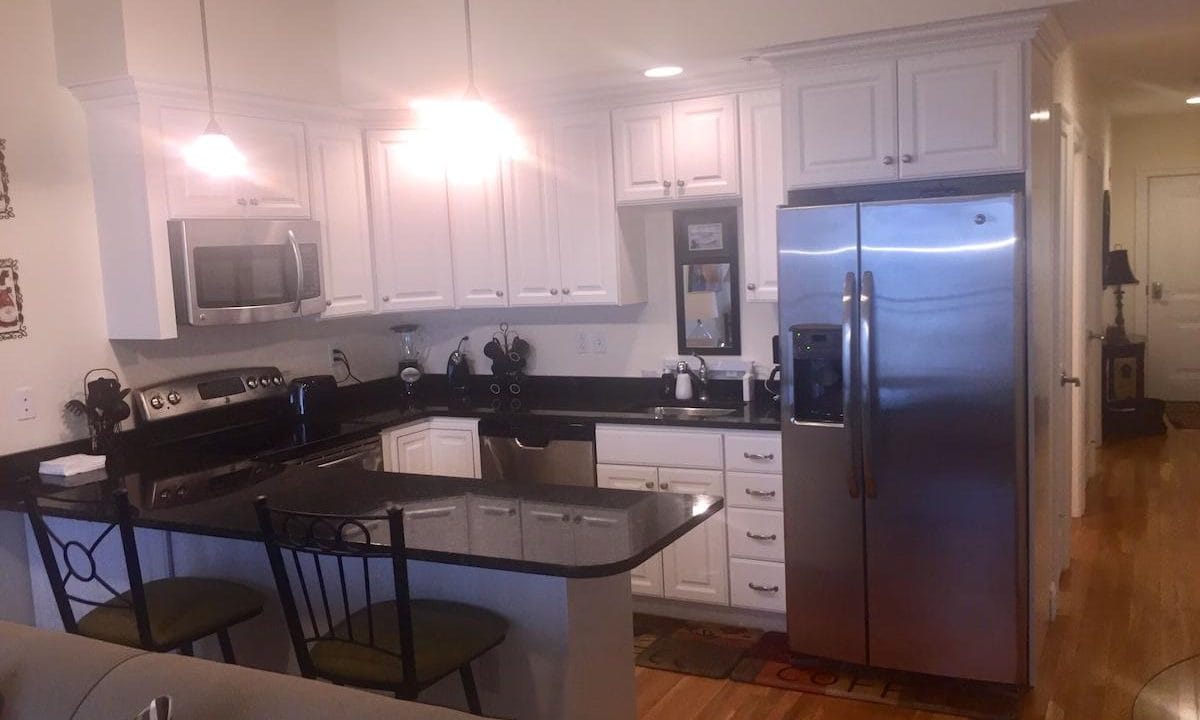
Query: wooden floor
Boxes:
[{"xmin": 636, "ymin": 426, "xmax": 1200, "ymax": 720}]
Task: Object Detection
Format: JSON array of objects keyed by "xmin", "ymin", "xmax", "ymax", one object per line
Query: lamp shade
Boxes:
[
  {"xmin": 1104, "ymin": 250, "xmax": 1139, "ymax": 287},
  {"xmin": 684, "ymin": 291, "xmax": 720, "ymax": 321}
]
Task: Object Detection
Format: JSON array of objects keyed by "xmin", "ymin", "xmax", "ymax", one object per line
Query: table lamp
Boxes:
[{"xmin": 1103, "ymin": 249, "xmax": 1138, "ymax": 344}]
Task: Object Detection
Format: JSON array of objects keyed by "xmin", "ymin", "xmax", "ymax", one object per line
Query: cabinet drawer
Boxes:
[
  {"xmin": 730, "ymin": 558, "xmax": 786, "ymax": 612},
  {"xmin": 723, "ymin": 432, "xmax": 782, "ymax": 473},
  {"xmin": 727, "ymin": 507, "xmax": 785, "ymax": 561},
  {"xmin": 726, "ymin": 472, "xmax": 783, "ymax": 511},
  {"xmin": 596, "ymin": 425, "xmax": 723, "ymax": 469}
]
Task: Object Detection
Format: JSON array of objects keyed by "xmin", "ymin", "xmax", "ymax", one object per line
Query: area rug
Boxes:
[
  {"xmin": 730, "ymin": 632, "xmax": 1022, "ymax": 720},
  {"xmin": 1165, "ymin": 402, "xmax": 1200, "ymax": 430},
  {"xmin": 633, "ymin": 613, "xmax": 763, "ymax": 679}
]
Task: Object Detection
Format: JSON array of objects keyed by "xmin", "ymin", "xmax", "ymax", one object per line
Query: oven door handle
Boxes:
[{"xmin": 287, "ymin": 230, "xmax": 303, "ymax": 314}]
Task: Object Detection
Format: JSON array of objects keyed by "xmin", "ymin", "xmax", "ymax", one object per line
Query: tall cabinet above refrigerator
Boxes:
[{"xmin": 778, "ymin": 176, "xmax": 1028, "ymax": 684}]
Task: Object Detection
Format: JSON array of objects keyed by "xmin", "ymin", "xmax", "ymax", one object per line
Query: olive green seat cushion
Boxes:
[
  {"xmin": 309, "ymin": 599, "xmax": 508, "ymax": 688},
  {"xmin": 77, "ymin": 577, "xmax": 264, "ymax": 650}
]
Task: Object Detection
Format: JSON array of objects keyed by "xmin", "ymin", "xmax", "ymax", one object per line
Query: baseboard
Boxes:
[{"xmin": 632, "ymin": 596, "xmax": 787, "ymax": 632}]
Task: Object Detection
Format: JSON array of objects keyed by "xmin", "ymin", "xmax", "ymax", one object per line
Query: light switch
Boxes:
[
  {"xmin": 590, "ymin": 331, "xmax": 608, "ymax": 354},
  {"xmin": 12, "ymin": 387, "xmax": 35, "ymax": 421},
  {"xmin": 575, "ymin": 331, "xmax": 589, "ymax": 354}
]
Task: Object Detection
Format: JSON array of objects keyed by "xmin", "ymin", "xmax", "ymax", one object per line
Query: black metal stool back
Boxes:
[
  {"xmin": 23, "ymin": 485, "xmax": 154, "ymax": 647},
  {"xmin": 253, "ymin": 496, "xmax": 418, "ymax": 695}
]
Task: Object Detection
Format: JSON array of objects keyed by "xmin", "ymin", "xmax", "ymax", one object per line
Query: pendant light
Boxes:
[
  {"xmin": 182, "ymin": 0, "xmax": 247, "ymax": 177},
  {"xmin": 411, "ymin": 0, "xmax": 522, "ymax": 181}
]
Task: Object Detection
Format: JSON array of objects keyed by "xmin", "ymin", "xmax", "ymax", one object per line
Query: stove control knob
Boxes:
[
  {"xmin": 272, "ymin": 375, "xmax": 283, "ymax": 386},
  {"xmin": 246, "ymin": 377, "xmax": 258, "ymax": 389},
  {"xmin": 149, "ymin": 395, "xmax": 164, "ymax": 410},
  {"xmin": 166, "ymin": 392, "xmax": 181, "ymax": 405},
  {"xmin": 158, "ymin": 489, "xmax": 171, "ymax": 500},
  {"xmin": 260, "ymin": 375, "xmax": 271, "ymax": 388},
  {"xmin": 176, "ymin": 486, "xmax": 189, "ymax": 497}
]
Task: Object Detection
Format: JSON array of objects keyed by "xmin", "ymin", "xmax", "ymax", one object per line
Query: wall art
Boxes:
[
  {"xmin": 0, "ymin": 139, "xmax": 12, "ymax": 220},
  {"xmin": 0, "ymin": 258, "xmax": 27, "ymax": 341}
]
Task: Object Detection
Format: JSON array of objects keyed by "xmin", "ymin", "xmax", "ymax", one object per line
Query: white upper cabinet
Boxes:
[
  {"xmin": 738, "ymin": 88, "xmax": 784, "ymax": 304},
  {"xmin": 448, "ymin": 167, "xmax": 509, "ymax": 308},
  {"xmin": 672, "ymin": 95, "xmax": 741, "ymax": 198},
  {"xmin": 366, "ymin": 130, "xmax": 456, "ymax": 312},
  {"xmin": 612, "ymin": 94, "xmax": 739, "ymax": 203},
  {"xmin": 308, "ymin": 123, "xmax": 375, "ymax": 319},
  {"xmin": 896, "ymin": 43, "xmax": 1023, "ymax": 178},
  {"xmin": 503, "ymin": 127, "xmax": 562, "ymax": 306},
  {"xmin": 611, "ymin": 102, "xmax": 674, "ymax": 203},
  {"xmin": 160, "ymin": 107, "xmax": 310, "ymax": 218},
  {"xmin": 782, "ymin": 61, "xmax": 897, "ymax": 188}
]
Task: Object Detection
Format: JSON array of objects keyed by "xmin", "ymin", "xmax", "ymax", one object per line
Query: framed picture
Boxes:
[
  {"xmin": 0, "ymin": 139, "xmax": 12, "ymax": 220},
  {"xmin": 0, "ymin": 258, "xmax": 27, "ymax": 341},
  {"xmin": 686, "ymin": 222, "xmax": 725, "ymax": 252}
]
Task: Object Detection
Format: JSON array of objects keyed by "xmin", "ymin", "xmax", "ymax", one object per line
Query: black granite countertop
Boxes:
[{"xmin": 6, "ymin": 464, "xmax": 723, "ymax": 579}]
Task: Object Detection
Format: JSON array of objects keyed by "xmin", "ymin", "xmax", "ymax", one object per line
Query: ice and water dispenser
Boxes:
[{"xmin": 788, "ymin": 325, "xmax": 845, "ymax": 425}]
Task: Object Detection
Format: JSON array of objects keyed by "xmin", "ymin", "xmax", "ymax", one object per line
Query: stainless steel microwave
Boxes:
[{"xmin": 168, "ymin": 219, "xmax": 325, "ymax": 326}]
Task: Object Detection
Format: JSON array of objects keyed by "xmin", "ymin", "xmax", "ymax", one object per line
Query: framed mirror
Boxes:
[{"xmin": 673, "ymin": 206, "xmax": 740, "ymax": 355}]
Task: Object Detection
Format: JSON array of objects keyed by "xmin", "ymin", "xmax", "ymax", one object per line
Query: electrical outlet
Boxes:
[
  {"xmin": 590, "ymin": 330, "xmax": 608, "ymax": 354},
  {"xmin": 330, "ymin": 346, "xmax": 342, "ymax": 367},
  {"xmin": 575, "ymin": 331, "xmax": 590, "ymax": 354},
  {"xmin": 12, "ymin": 387, "xmax": 35, "ymax": 421}
]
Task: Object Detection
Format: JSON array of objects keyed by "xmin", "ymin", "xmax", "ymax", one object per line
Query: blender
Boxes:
[{"xmin": 391, "ymin": 324, "xmax": 426, "ymax": 395}]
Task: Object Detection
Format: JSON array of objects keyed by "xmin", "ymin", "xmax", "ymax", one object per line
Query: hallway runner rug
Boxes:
[
  {"xmin": 730, "ymin": 631, "xmax": 1021, "ymax": 720},
  {"xmin": 1165, "ymin": 402, "xmax": 1200, "ymax": 430}
]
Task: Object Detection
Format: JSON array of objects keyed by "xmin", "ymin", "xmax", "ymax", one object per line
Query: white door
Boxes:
[
  {"xmin": 1049, "ymin": 108, "xmax": 1076, "ymax": 581},
  {"xmin": 502, "ymin": 126, "xmax": 562, "ymax": 306},
  {"xmin": 672, "ymin": 95, "xmax": 740, "ymax": 198},
  {"xmin": 448, "ymin": 165, "xmax": 509, "ymax": 308},
  {"xmin": 554, "ymin": 112, "xmax": 620, "ymax": 304},
  {"xmin": 597, "ymin": 464, "xmax": 663, "ymax": 597},
  {"xmin": 467, "ymin": 496, "xmax": 522, "ymax": 558},
  {"xmin": 658, "ymin": 467, "xmax": 728, "ymax": 605},
  {"xmin": 896, "ymin": 44, "xmax": 1023, "ymax": 179},
  {"xmin": 611, "ymin": 102, "xmax": 674, "ymax": 203},
  {"xmin": 228, "ymin": 114, "xmax": 310, "ymax": 217},
  {"xmin": 1146, "ymin": 172, "xmax": 1200, "ymax": 400},
  {"xmin": 782, "ymin": 60, "xmax": 897, "ymax": 188},
  {"xmin": 391, "ymin": 429, "xmax": 433, "ymax": 475},
  {"xmin": 309, "ymin": 124, "xmax": 375, "ymax": 318},
  {"xmin": 429, "ymin": 428, "xmax": 479, "ymax": 478},
  {"xmin": 520, "ymin": 502, "xmax": 576, "ymax": 565},
  {"xmin": 739, "ymin": 88, "xmax": 784, "ymax": 303},
  {"xmin": 366, "ymin": 131, "xmax": 455, "ymax": 311},
  {"xmin": 573, "ymin": 509, "xmax": 633, "ymax": 565},
  {"xmin": 159, "ymin": 107, "xmax": 246, "ymax": 217},
  {"xmin": 403, "ymin": 499, "xmax": 468, "ymax": 554}
]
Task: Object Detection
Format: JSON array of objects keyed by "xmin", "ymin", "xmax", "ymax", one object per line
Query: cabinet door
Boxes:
[
  {"xmin": 611, "ymin": 103, "xmax": 674, "ymax": 203},
  {"xmin": 553, "ymin": 112, "xmax": 620, "ymax": 304},
  {"xmin": 783, "ymin": 61, "xmax": 898, "ymax": 188},
  {"xmin": 429, "ymin": 428, "xmax": 479, "ymax": 478},
  {"xmin": 391, "ymin": 429, "xmax": 433, "ymax": 474},
  {"xmin": 449, "ymin": 165, "xmax": 509, "ymax": 307},
  {"xmin": 521, "ymin": 502, "xmax": 577, "ymax": 565},
  {"xmin": 896, "ymin": 44, "xmax": 1023, "ymax": 178},
  {"xmin": 309, "ymin": 124, "xmax": 375, "ymax": 318},
  {"xmin": 367, "ymin": 131, "xmax": 455, "ymax": 311},
  {"xmin": 573, "ymin": 508, "xmax": 633, "ymax": 565},
  {"xmin": 160, "ymin": 107, "xmax": 246, "ymax": 218},
  {"xmin": 596, "ymin": 464, "xmax": 663, "ymax": 596},
  {"xmin": 403, "ymin": 498, "xmax": 468, "ymax": 554},
  {"xmin": 227, "ymin": 114, "xmax": 310, "ymax": 217},
  {"xmin": 659, "ymin": 467, "xmax": 729, "ymax": 605},
  {"xmin": 502, "ymin": 126, "xmax": 562, "ymax": 306},
  {"xmin": 468, "ymin": 496, "xmax": 522, "ymax": 559},
  {"xmin": 738, "ymin": 89, "xmax": 783, "ymax": 303},
  {"xmin": 672, "ymin": 95, "xmax": 740, "ymax": 198}
]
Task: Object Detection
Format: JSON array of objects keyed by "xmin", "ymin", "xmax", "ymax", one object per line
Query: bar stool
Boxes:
[
  {"xmin": 24, "ymin": 486, "xmax": 264, "ymax": 660},
  {"xmin": 254, "ymin": 496, "xmax": 508, "ymax": 715}
]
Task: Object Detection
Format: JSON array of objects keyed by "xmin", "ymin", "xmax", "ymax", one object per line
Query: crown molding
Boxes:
[
  {"xmin": 1033, "ymin": 12, "xmax": 1068, "ymax": 61},
  {"xmin": 761, "ymin": 8, "xmax": 1051, "ymax": 69}
]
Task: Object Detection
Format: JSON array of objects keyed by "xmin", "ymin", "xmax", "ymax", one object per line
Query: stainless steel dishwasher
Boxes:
[{"xmin": 478, "ymin": 416, "xmax": 596, "ymax": 487}]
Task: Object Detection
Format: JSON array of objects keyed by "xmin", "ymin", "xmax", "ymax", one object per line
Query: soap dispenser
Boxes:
[{"xmin": 674, "ymin": 361, "xmax": 694, "ymax": 401}]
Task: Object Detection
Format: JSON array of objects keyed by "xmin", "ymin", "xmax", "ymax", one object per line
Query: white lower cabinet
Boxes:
[
  {"xmin": 382, "ymin": 418, "xmax": 481, "ymax": 478},
  {"xmin": 726, "ymin": 507, "xmax": 785, "ymax": 562},
  {"xmin": 467, "ymin": 496, "xmax": 522, "ymax": 559},
  {"xmin": 520, "ymin": 501, "xmax": 635, "ymax": 566},
  {"xmin": 402, "ymin": 498, "xmax": 469, "ymax": 554},
  {"xmin": 729, "ymin": 558, "xmax": 787, "ymax": 613}
]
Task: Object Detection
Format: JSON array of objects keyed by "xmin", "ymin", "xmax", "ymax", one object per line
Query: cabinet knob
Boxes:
[
  {"xmin": 661, "ymin": 180, "xmax": 671, "ymax": 189},
  {"xmin": 495, "ymin": 290, "xmax": 504, "ymax": 297},
  {"xmin": 659, "ymin": 481, "xmax": 669, "ymax": 490},
  {"xmin": 237, "ymin": 198, "xmax": 248, "ymax": 205},
  {"xmin": 676, "ymin": 179, "xmax": 685, "ymax": 188},
  {"xmin": 882, "ymin": 156, "xmax": 895, "ymax": 166},
  {"xmin": 901, "ymin": 154, "xmax": 914, "ymax": 163},
  {"xmin": 382, "ymin": 295, "xmax": 390, "ymax": 302},
  {"xmin": 562, "ymin": 288, "xmax": 571, "ymax": 295},
  {"xmin": 549, "ymin": 288, "xmax": 559, "ymax": 295},
  {"xmin": 747, "ymin": 283, "xmax": 757, "ymax": 291},
  {"xmin": 249, "ymin": 198, "xmax": 260, "ymax": 205},
  {"xmin": 325, "ymin": 300, "xmax": 332, "ymax": 307},
  {"xmin": 644, "ymin": 480, "xmax": 654, "ymax": 489},
  {"xmin": 561, "ymin": 513, "xmax": 571, "ymax": 522}
]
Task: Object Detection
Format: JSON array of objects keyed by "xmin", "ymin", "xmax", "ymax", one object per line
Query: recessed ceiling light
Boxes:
[
  {"xmin": 1187, "ymin": 96, "xmax": 1200, "ymax": 105},
  {"xmin": 643, "ymin": 65, "xmax": 683, "ymax": 79}
]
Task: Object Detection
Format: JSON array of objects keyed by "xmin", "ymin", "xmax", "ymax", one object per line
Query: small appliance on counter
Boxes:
[
  {"xmin": 392, "ymin": 324, "xmax": 426, "ymax": 397},
  {"xmin": 288, "ymin": 375, "xmax": 338, "ymax": 419},
  {"xmin": 764, "ymin": 334, "xmax": 782, "ymax": 407},
  {"xmin": 446, "ymin": 336, "xmax": 472, "ymax": 397},
  {"xmin": 484, "ymin": 323, "xmax": 531, "ymax": 410},
  {"xmin": 64, "ymin": 369, "xmax": 132, "ymax": 454}
]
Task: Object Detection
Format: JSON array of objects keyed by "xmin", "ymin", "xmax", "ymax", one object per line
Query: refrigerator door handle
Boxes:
[
  {"xmin": 861, "ymin": 270, "xmax": 877, "ymax": 499},
  {"xmin": 842, "ymin": 272, "xmax": 859, "ymax": 499}
]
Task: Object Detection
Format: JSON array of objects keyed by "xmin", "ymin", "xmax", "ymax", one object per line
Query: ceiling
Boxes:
[{"xmin": 1056, "ymin": 0, "xmax": 1200, "ymax": 116}]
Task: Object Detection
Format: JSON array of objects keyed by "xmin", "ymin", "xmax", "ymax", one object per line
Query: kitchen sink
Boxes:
[{"xmin": 646, "ymin": 406, "xmax": 740, "ymax": 419}]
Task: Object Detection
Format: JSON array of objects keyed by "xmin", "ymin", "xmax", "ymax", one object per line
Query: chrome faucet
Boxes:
[{"xmin": 690, "ymin": 354, "xmax": 709, "ymax": 403}]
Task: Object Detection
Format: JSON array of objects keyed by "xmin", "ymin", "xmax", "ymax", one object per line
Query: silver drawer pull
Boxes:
[
  {"xmin": 745, "ymin": 531, "xmax": 777, "ymax": 541},
  {"xmin": 481, "ymin": 506, "xmax": 516, "ymax": 516},
  {"xmin": 743, "ymin": 452, "xmax": 775, "ymax": 461},
  {"xmin": 748, "ymin": 582, "xmax": 780, "ymax": 593},
  {"xmin": 406, "ymin": 507, "xmax": 454, "ymax": 519},
  {"xmin": 744, "ymin": 489, "xmax": 776, "ymax": 498}
]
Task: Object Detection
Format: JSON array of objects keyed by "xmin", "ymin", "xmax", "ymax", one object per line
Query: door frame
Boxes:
[
  {"xmin": 1049, "ymin": 104, "xmax": 1076, "ymax": 579},
  {"xmin": 1134, "ymin": 167, "xmax": 1200, "ymax": 341}
]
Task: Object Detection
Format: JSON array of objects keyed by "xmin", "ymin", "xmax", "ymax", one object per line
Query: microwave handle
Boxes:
[{"xmin": 287, "ymin": 230, "xmax": 303, "ymax": 313}]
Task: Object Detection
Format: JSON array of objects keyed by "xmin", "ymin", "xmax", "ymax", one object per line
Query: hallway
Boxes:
[{"xmin": 635, "ymin": 427, "xmax": 1200, "ymax": 719}]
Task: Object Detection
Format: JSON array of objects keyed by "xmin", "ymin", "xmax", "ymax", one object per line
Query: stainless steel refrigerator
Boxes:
[{"xmin": 778, "ymin": 180, "xmax": 1027, "ymax": 685}]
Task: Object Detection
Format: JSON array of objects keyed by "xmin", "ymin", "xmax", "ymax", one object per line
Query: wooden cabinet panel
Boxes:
[
  {"xmin": 723, "ymin": 431, "xmax": 783, "ymax": 474},
  {"xmin": 729, "ymin": 558, "xmax": 787, "ymax": 612},
  {"xmin": 402, "ymin": 498, "xmax": 468, "ymax": 554},
  {"xmin": 554, "ymin": 112, "xmax": 620, "ymax": 304},
  {"xmin": 309, "ymin": 124, "xmax": 375, "ymax": 318},
  {"xmin": 429, "ymin": 428, "xmax": 478, "ymax": 478},
  {"xmin": 727, "ymin": 507, "xmax": 786, "ymax": 562},
  {"xmin": 228, "ymin": 114, "xmax": 309, "ymax": 217},
  {"xmin": 390, "ymin": 429, "xmax": 432, "ymax": 474},
  {"xmin": 659, "ymin": 467, "xmax": 728, "ymax": 605},
  {"xmin": 448, "ymin": 166, "xmax": 509, "ymax": 308},
  {"xmin": 521, "ymin": 502, "xmax": 576, "ymax": 565},
  {"xmin": 672, "ymin": 94, "xmax": 739, "ymax": 198},
  {"xmin": 596, "ymin": 425, "xmax": 724, "ymax": 469},
  {"xmin": 725, "ymin": 472, "xmax": 784, "ymax": 511},
  {"xmin": 739, "ymin": 89, "xmax": 783, "ymax": 303},
  {"xmin": 503, "ymin": 126, "xmax": 562, "ymax": 306},
  {"xmin": 467, "ymin": 496, "xmax": 522, "ymax": 558},
  {"xmin": 611, "ymin": 103, "xmax": 674, "ymax": 203}
]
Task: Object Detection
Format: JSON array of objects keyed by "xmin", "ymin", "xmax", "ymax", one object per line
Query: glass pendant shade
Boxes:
[{"xmin": 183, "ymin": 119, "xmax": 247, "ymax": 178}]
